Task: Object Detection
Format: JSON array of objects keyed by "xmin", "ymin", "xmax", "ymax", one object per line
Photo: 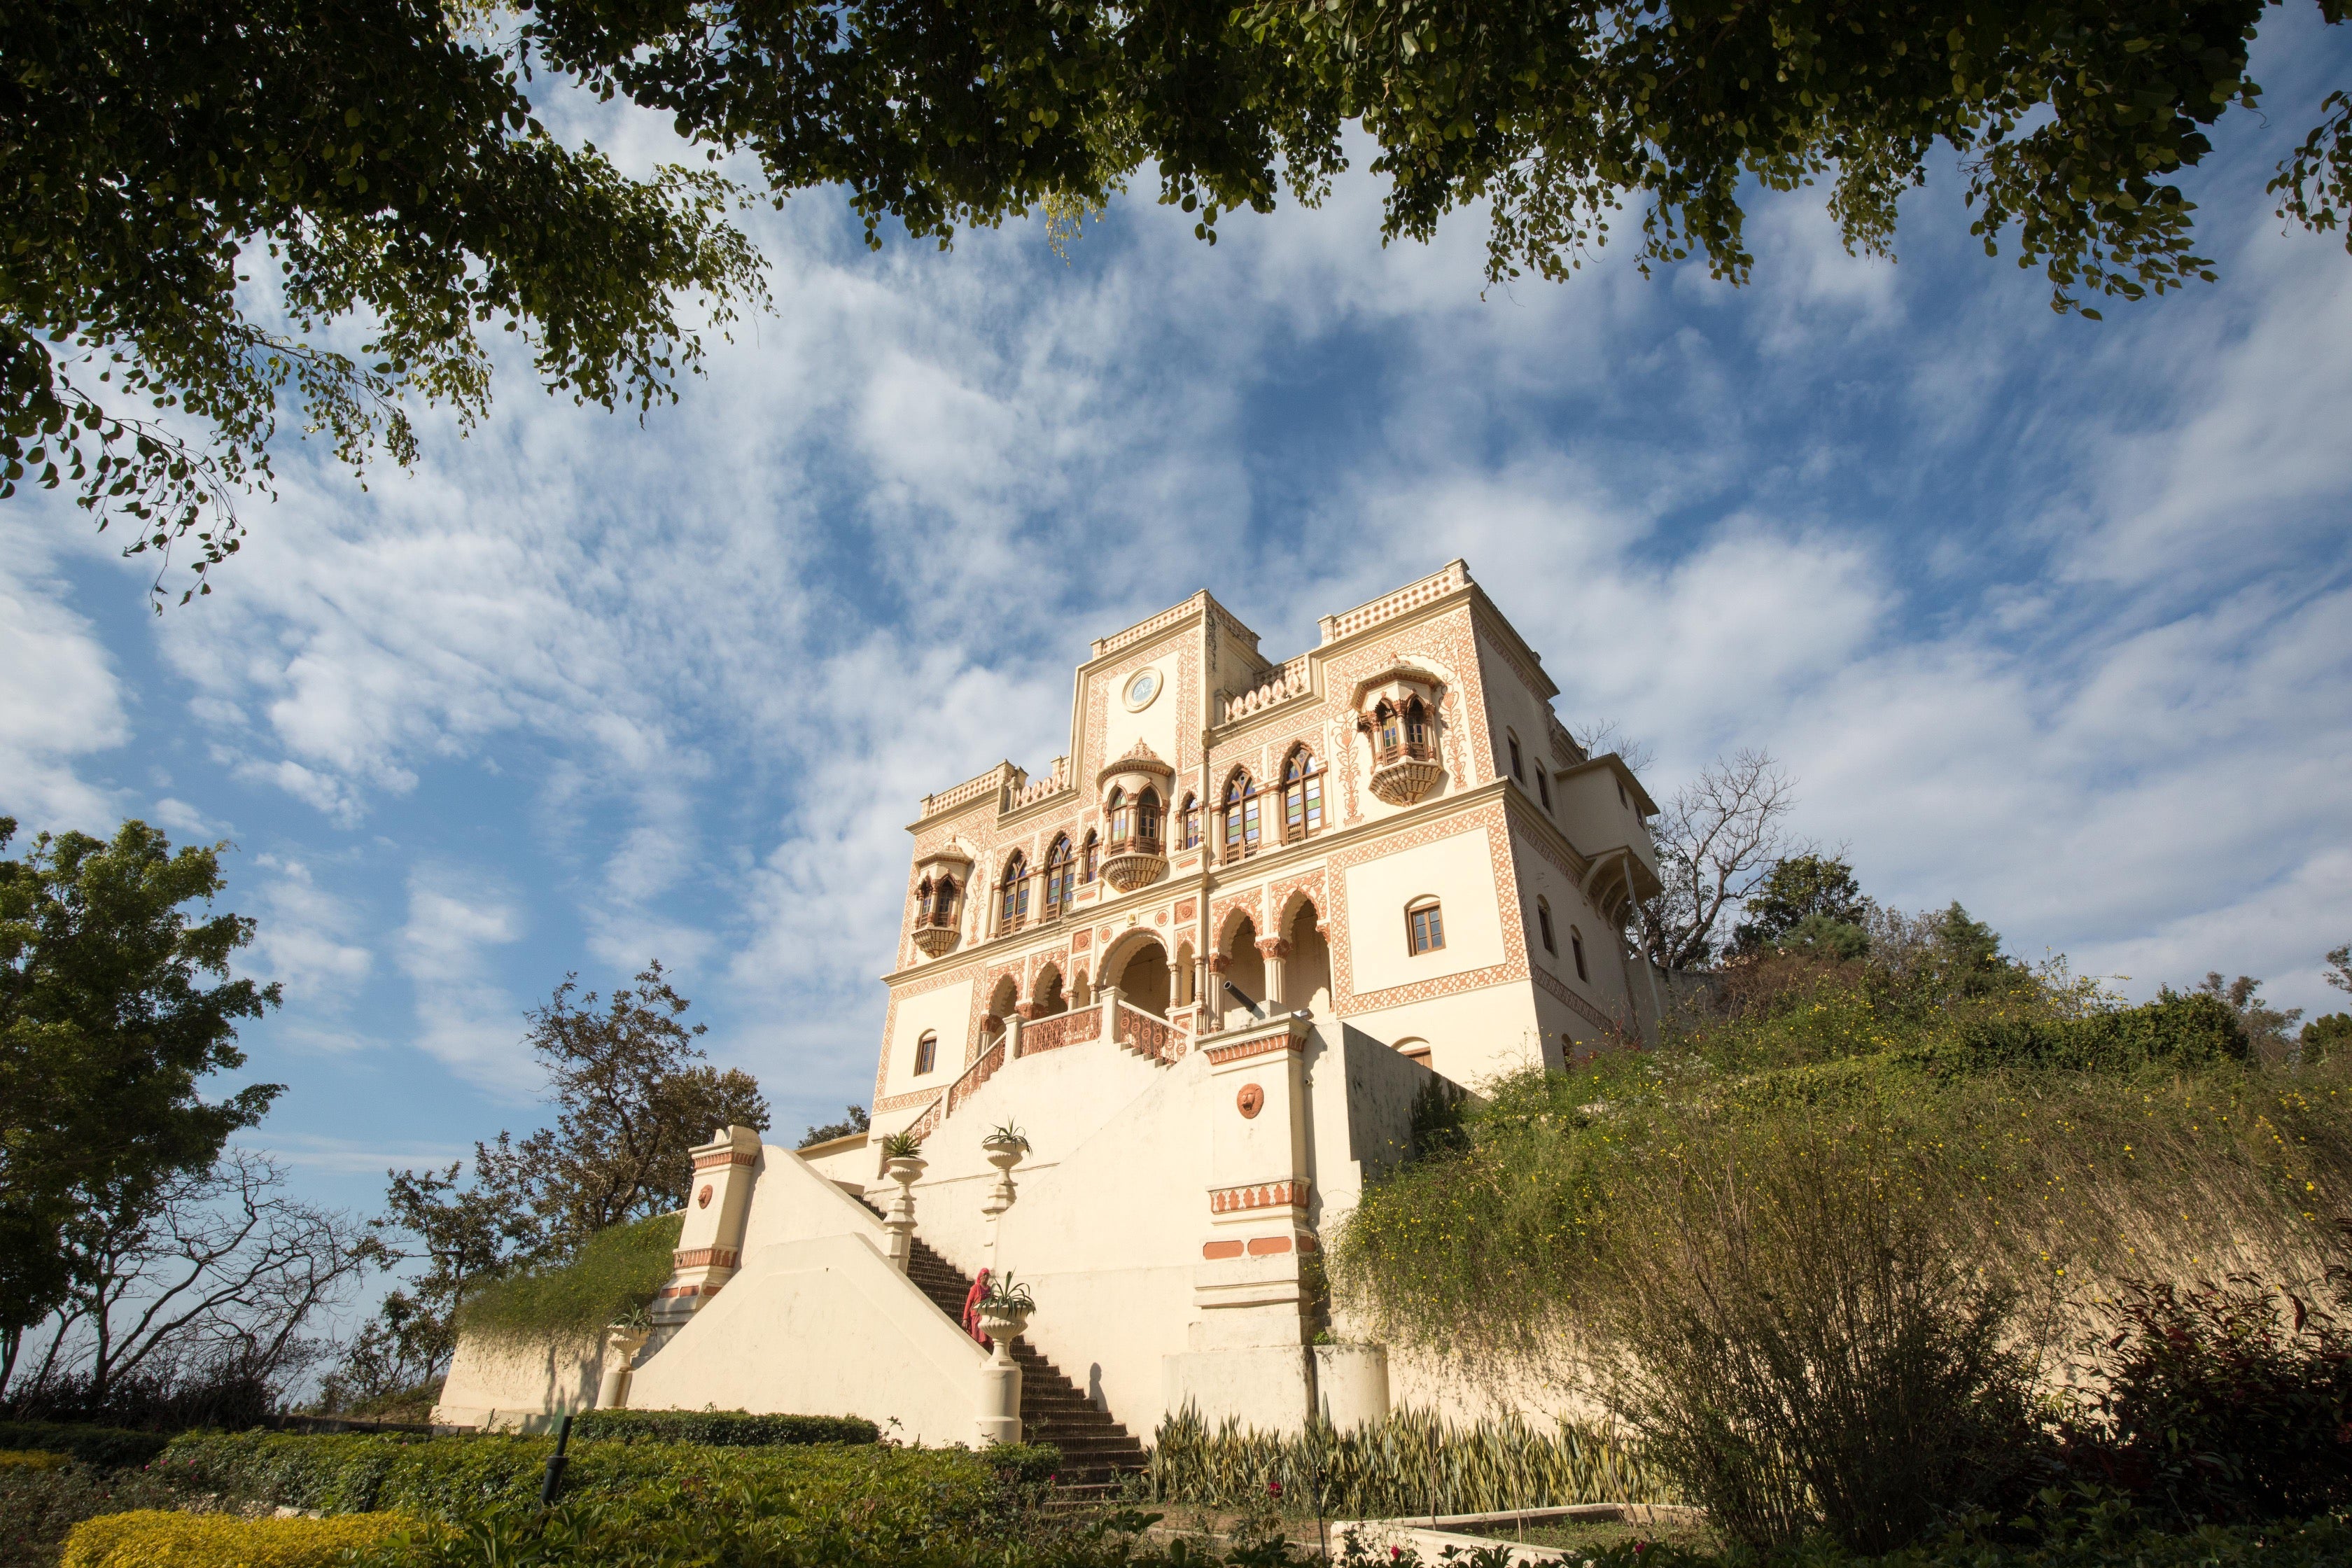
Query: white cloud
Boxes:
[
  {"xmin": 246, "ymin": 855, "xmax": 374, "ymax": 1009},
  {"xmin": 0, "ymin": 526, "xmax": 127, "ymax": 831},
  {"xmin": 398, "ymin": 867, "xmax": 533, "ymax": 1093}
]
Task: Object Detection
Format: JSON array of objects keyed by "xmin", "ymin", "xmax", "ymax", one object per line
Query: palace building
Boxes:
[{"xmin": 436, "ymin": 561, "xmax": 1665, "ymax": 1457}]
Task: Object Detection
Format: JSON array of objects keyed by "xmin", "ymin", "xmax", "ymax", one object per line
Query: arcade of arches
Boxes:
[{"xmin": 1214, "ymin": 900, "xmax": 1331, "ymax": 1018}]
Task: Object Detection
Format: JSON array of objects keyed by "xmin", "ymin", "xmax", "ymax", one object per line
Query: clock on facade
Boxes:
[{"xmin": 1123, "ymin": 668, "xmax": 1162, "ymax": 711}]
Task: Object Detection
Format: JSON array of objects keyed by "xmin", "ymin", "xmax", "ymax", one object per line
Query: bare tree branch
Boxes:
[{"xmin": 1635, "ymin": 749, "xmax": 1800, "ymax": 972}]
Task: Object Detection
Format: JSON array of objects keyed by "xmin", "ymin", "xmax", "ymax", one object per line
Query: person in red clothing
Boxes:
[{"xmin": 960, "ymin": 1267, "xmax": 991, "ymax": 1344}]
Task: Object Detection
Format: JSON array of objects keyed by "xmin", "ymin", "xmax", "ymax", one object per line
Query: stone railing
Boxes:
[
  {"xmin": 1005, "ymin": 757, "xmax": 1070, "ymax": 811},
  {"xmin": 1018, "ymin": 1007, "xmax": 1099, "ymax": 1056},
  {"xmin": 904, "ymin": 1035, "xmax": 1007, "ymax": 1145},
  {"xmin": 1115, "ymin": 1003, "xmax": 1182, "ymax": 1065},
  {"xmin": 920, "ymin": 764, "xmax": 1013, "ymax": 820},
  {"xmin": 1219, "ymin": 657, "xmax": 1312, "ymax": 724},
  {"xmin": 1091, "ymin": 592, "xmax": 1205, "ymax": 660},
  {"xmin": 1317, "ymin": 559, "xmax": 1471, "ymax": 644}
]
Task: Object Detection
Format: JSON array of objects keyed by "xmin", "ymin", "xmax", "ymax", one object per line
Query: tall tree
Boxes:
[
  {"xmin": 1633, "ymin": 750, "xmax": 1800, "ymax": 971},
  {"xmin": 1730, "ymin": 854, "xmax": 1872, "ymax": 957},
  {"xmin": 2194, "ymin": 971, "xmax": 2305, "ymax": 1065},
  {"xmin": 351, "ymin": 962, "xmax": 767, "ymax": 1385},
  {"xmin": 0, "ymin": 818, "xmax": 281, "ymax": 1392}
]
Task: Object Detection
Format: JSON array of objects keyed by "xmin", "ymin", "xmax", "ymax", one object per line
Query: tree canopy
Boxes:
[
  {"xmin": 8, "ymin": 0, "xmax": 2347, "ymax": 597},
  {"xmin": 0, "ymin": 818, "xmax": 282, "ymax": 1388}
]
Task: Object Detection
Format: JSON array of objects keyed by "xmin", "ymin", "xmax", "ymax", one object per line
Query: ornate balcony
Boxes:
[
  {"xmin": 1368, "ymin": 739, "xmax": 1442, "ymax": 806},
  {"xmin": 911, "ymin": 905, "xmax": 960, "ymax": 958},
  {"xmin": 1098, "ymin": 832, "xmax": 1167, "ymax": 892}
]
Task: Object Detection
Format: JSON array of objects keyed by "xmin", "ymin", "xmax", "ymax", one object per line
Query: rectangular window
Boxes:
[
  {"xmin": 1408, "ymin": 903, "xmax": 1445, "ymax": 955},
  {"xmin": 1539, "ymin": 904, "xmax": 1556, "ymax": 954}
]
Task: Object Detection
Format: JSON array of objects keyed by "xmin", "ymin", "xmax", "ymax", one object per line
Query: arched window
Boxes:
[
  {"xmin": 1507, "ymin": 731, "xmax": 1525, "ymax": 780},
  {"xmin": 1377, "ymin": 703, "xmax": 1403, "ymax": 756},
  {"xmin": 1107, "ymin": 786, "xmax": 1126, "ymax": 844},
  {"xmin": 1281, "ymin": 748, "xmax": 1324, "ymax": 841},
  {"xmin": 1394, "ymin": 1037, "xmax": 1433, "ymax": 1067},
  {"xmin": 914, "ymin": 1030, "xmax": 939, "ymax": 1076},
  {"xmin": 1224, "ymin": 773, "xmax": 1261, "ymax": 859},
  {"xmin": 916, "ymin": 875, "xmax": 958, "ymax": 930},
  {"xmin": 1406, "ymin": 897, "xmax": 1445, "ymax": 955},
  {"xmin": 997, "ymin": 852, "xmax": 1030, "ymax": 933},
  {"xmin": 1043, "ymin": 834, "xmax": 1075, "ymax": 918},
  {"xmin": 1572, "ymin": 927, "xmax": 1589, "ymax": 982},
  {"xmin": 1404, "ymin": 698, "xmax": 1429, "ymax": 752},
  {"xmin": 1080, "ymin": 830, "xmax": 1099, "ymax": 883},
  {"xmin": 1137, "ymin": 787, "xmax": 1161, "ymax": 844},
  {"xmin": 1538, "ymin": 897, "xmax": 1558, "ymax": 955},
  {"xmin": 1179, "ymin": 794, "xmax": 1201, "ymax": 850},
  {"xmin": 915, "ymin": 877, "xmax": 934, "ymax": 923},
  {"xmin": 1536, "ymin": 770, "xmax": 1552, "ymax": 811}
]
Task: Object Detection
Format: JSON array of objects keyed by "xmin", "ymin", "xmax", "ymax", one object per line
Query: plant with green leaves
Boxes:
[
  {"xmin": 880, "ymin": 1131, "xmax": 925, "ymax": 1161},
  {"xmin": 985, "ymin": 1122, "xmax": 1032, "ymax": 1153},
  {"xmin": 980, "ymin": 1273, "xmax": 1037, "ymax": 1314},
  {"xmin": 451, "ymin": 1213, "xmax": 682, "ymax": 1349}
]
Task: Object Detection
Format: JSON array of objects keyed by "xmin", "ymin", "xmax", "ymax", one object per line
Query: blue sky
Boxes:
[{"xmin": 4, "ymin": 15, "xmax": 2351, "ymax": 1239}]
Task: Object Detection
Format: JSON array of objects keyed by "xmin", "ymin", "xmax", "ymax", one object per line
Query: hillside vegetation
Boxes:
[{"xmin": 1330, "ymin": 913, "xmax": 2351, "ymax": 1548}]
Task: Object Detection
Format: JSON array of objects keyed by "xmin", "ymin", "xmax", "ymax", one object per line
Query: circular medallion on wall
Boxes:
[
  {"xmin": 696, "ymin": 1184, "xmax": 714, "ymax": 1209},
  {"xmin": 1236, "ymin": 1084, "xmax": 1265, "ymax": 1119},
  {"xmin": 1123, "ymin": 667, "xmax": 1163, "ymax": 711}
]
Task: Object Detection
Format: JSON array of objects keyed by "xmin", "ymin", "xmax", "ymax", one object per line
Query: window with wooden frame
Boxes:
[
  {"xmin": 1406, "ymin": 897, "xmax": 1446, "ymax": 955},
  {"xmin": 1224, "ymin": 772, "xmax": 1261, "ymax": 859},
  {"xmin": 1137, "ymin": 786, "xmax": 1162, "ymax": 846},
  {"xmin": 1404, "ymin": 698, "xmax": 1430, "ymax": 752},
  {"xmin": 1179, "ymin": 794, "xmax": 1202, "ymax": 850},
  {"xmin": 1507, "ymin": 732, "xmax": 1525, "ymax": 780},
  {"xmin": 914, "ymin": 874, "xmax": 958, "ymax": 930},
  {"xmin": 1081, "ymin": 830, "xmax": 1098, "ymax": 883},
  {"xmin": 1572, "ymin": 927, "xmax": 1589, "ymax": 981},
  {"xmin": 1042, "ymin": 834, "xmax": 1076, "ymax": 918},
  {"xmin": 914, "ymin": 1030, "xmax": 939, "ymax": 1076},
  {"xmin": 1280, "ymin": 747, "xmax": 1324, "ymax": 841},
  {"xmin": 1537, "ymin": 897, "xmax": 1557, "ymax": 955},
  {"xmin": 997, "ymin": 852, "xmax": 1029, "ymax": 933}
]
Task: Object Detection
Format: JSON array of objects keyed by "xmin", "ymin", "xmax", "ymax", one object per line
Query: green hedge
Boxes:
[
  {"xmin": 0, "ymin": 1422, "xmax": 169, "ymax": 1470},
  {"xmin": 159, "ymin": 1429, "xmax": 1051, "ymax": 1532},
  {"xmin": 571, "ymin": 1409, "xmax": 878, "ymax": 1446}
]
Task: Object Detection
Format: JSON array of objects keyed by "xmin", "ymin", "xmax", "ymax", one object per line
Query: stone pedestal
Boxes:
[
  {"xmin": 979, "ymin": 1138, "xmax": 1023, "ymax": 1266},
  {"xmin": 882, "ymin": 1155, "xmax": 926, "ymax": 1273},
  {"xmin": 976, "ymin": 1303, "xmax": 1030, "ymax": 1445},
  {"xmin": 652, "ymin": 1125, "xmax": 763, "ymax": 1333},
  {"xmin": 595, "ymin": 1324, "xmax": 651, "ymax": 1409}
]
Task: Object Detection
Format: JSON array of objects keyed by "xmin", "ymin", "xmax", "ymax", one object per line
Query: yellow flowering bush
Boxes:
[
  {"xmin": 62, "ymin": 1510, "xmax": 414, "ymax": 1568},
  {"xmin": 0, "ymin": 1450, "xmax": 71, "ymax": 1470}
]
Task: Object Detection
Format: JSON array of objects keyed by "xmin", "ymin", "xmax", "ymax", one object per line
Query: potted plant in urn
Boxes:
[
  {"xmin": 976, "ymin": 1270, "xmax": 1036, "ymax": 1348},
  {"xmin": 880, "ymin": 1129, "xmax": 926, "ymax": 1180},
  {"xmin": 981, "ymin": 1121, "xmax": 1030, "ymax": 1158}
]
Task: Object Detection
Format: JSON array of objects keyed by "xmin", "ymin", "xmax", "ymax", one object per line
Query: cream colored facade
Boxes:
[{"xmin": 436, "ymin": 561, "xmax": 1665, "ymax": 1442}]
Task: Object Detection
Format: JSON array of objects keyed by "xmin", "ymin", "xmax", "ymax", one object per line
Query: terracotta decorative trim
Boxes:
[
  {"xmin": 692, "ymin": 1149, "xmax": 758, "ymax": 1171},
  {"xmin": 1210, "ymin": 1177, "xmax": 1310, "ymax": 1214},
  {"xmin": 672, "ymin": 1247, "xmax": 741, "ymax": 1270},
  {"xmin": 1201, "ymin": 1240, "xmax": 1245, "ymax": 1260},
  {"xmin": 1247, "ymin": 1235, "xmax": 1295, "ymax": 1256},
  {"xmin": 657, "ymin": 1282, "xmax": 720, "ymax": 1301},
  {"xmin": 1203, "ymin": 1032, "xmax": 1307, "ymax": 1065}
]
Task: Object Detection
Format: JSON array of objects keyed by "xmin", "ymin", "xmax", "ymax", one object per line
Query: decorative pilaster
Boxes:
[{"xmin": 652, "ymin": 1126, "xmax": 762, "ymax": 1332}]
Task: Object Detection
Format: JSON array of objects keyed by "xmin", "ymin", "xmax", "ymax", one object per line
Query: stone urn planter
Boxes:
[
  {"xmin": 979, "ymin": 1126, "xmax": 1026, "ymax": 1244},
  {"xmin": 974, "ymin": 1292, "xmax": 1033, "ymax": 1446},
  {"xmin": 881, "ymin": 1153, "xmax": 926, "ymax": 1270}
]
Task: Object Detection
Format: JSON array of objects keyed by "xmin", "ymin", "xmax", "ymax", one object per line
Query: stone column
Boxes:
[
  {"xmin": 1258, "ymin": 937, "xmax": 1292, "ymax": 1014},
  {"xmin": 1100, "ymin": 983, "xmax": 1123, "ymax": 1045},
  {"xmin": 1206, "ymin": 955, "xmax": 1228, "ymax": 1030}
]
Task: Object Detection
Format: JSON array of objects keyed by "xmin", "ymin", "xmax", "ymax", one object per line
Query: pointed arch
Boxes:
[
  {"xmin": 1280, "ymin": 745, "xmax": 1324, "ymax": 842},
  {"xmin": 1043, "ymin": 834, "xmax": 1076, "ymax": 918},
  {"xmin": 1178, "ymin": 793, "xmax": 1201, "ymax": 850},
  {"xmin": 1081, "ymin": 828, "xmax": 1099, "ymax": 883},
  {"xmin": 1222, "ymin": 769, "xmax": 1261, "ymax": 860},
  {"xmin": 997, "ymin": 850, "xmax": 1030, "ymax": 934}
]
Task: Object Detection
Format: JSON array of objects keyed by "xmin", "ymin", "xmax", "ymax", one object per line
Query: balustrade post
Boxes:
[
  {"xmin": 1006, "ymin": 1014, "xmax": 1025, "ymax": 1060},
  {"xmin": 1101, "ymin": 984, "xmax": 1123, "ymax": 1046},
  {"xmin": 882, "ymin": 1154, "xmax": 926, "ymax": 1273},
  {"xmin": 1207, "ymin": 955, "xmax": 1228, "ymax": 1031}
]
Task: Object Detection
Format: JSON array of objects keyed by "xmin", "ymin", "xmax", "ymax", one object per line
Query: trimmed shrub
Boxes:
[
  {"xmin": 453, "ymin": 1213, "xmax": 681, "ymax": 1347},
  {"xmin": 0, "ymin": 1464, "xmax": 201, "ymax": 1568},
  {"xmin": 160, "ymin": 1429, "xmax": 1014, "ymax": 1539},
  {"xmin": 62, "ymin": 1510, "xmax": 412, "ymax": 1568},
  {"xmin": 570, "ymin": 1409, "xmax": 878, "ymax": 1446},
  {"xmin": 0, "ymin": 1423, "xmax": 171, "ymax": 1470}
]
